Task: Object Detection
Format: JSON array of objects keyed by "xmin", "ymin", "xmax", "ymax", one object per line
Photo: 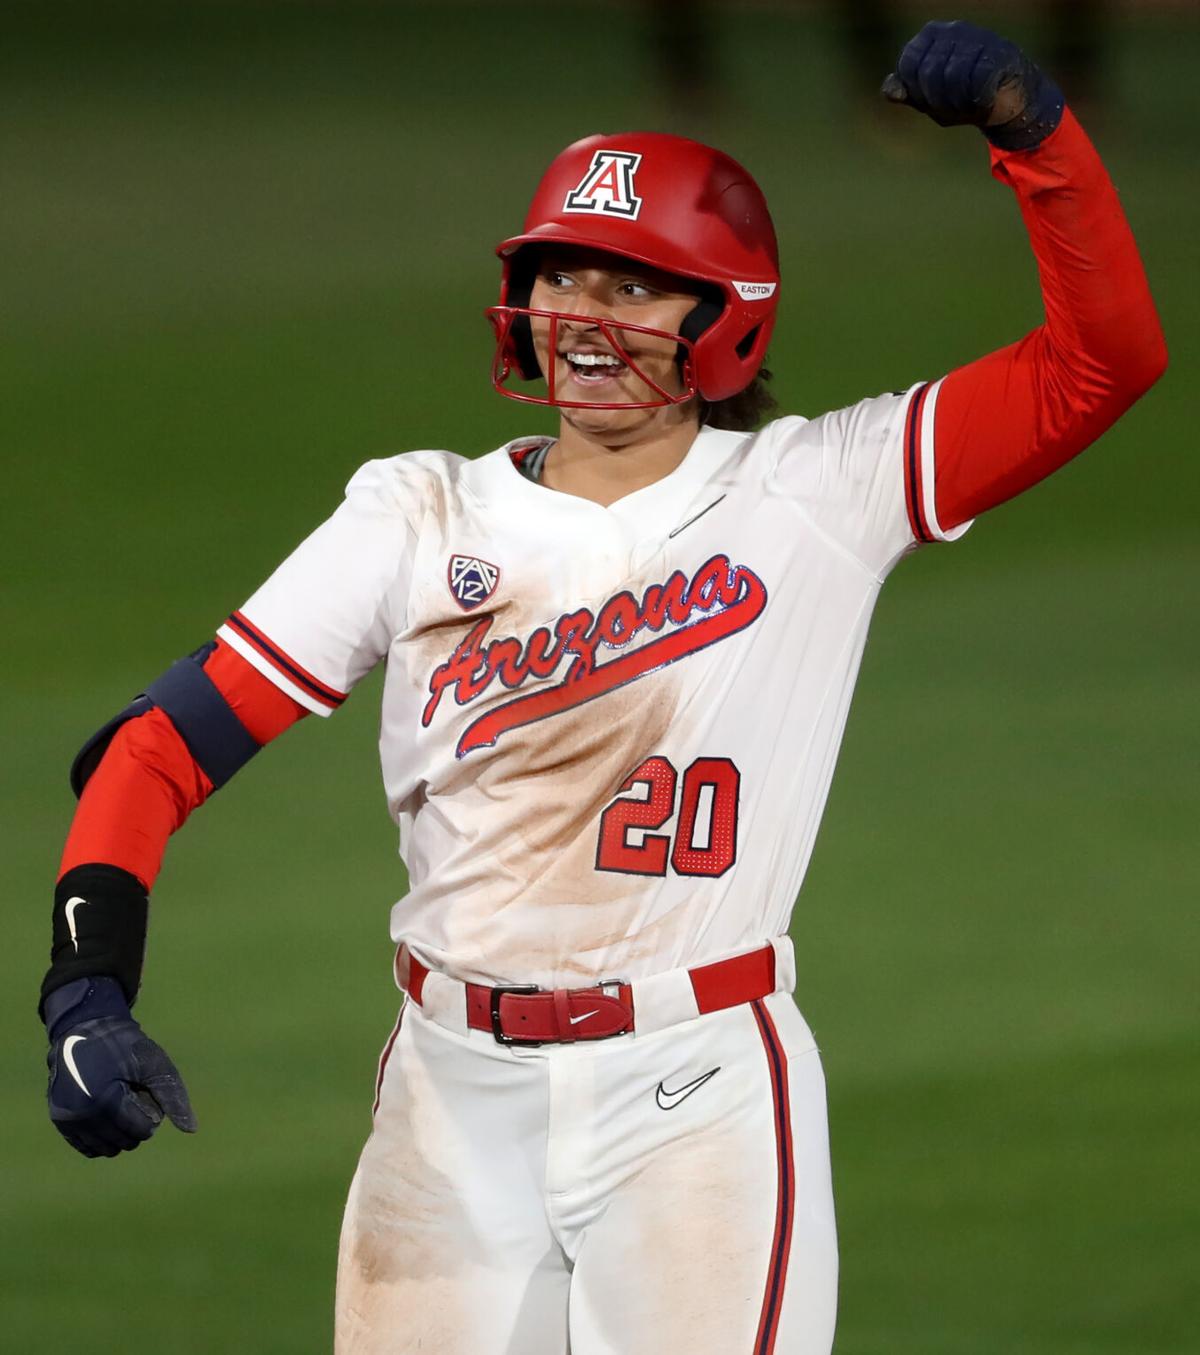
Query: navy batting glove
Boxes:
[
  {"xmin": 881, "ymin": 20, "xmax": 1064, "ymax": 150},
  {"xmin": 44, "ymin": 977, "xmax": 197, "ymax": 1158}
]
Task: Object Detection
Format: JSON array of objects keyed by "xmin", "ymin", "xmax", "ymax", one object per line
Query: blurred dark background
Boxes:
[{"xmin": 3, "ymin": 3, "xmax": 1196, "ymax": 1351}]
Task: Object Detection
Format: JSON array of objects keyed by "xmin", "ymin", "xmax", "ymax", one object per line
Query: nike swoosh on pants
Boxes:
[{"xmin": 655, "ymin": 1066, "xmax": 720, "ymax": 1110}]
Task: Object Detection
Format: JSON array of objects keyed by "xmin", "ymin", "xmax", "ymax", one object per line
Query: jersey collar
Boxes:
[{"xmin": 474, "ymin": 425, "xmax": 751, "ymax": 542}]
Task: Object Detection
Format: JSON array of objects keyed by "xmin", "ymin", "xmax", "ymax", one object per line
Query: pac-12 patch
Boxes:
[{"xmin": 448, "ymin": 555, "xmax": 500, "ymax": 611}]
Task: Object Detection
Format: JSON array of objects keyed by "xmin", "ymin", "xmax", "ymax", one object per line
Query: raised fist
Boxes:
[{"xmin": 882, "ymin": 20, "xmax": 1065, "ymax": 150}]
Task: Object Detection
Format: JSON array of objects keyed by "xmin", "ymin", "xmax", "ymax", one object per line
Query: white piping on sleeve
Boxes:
[
  {"xmin": 920, "ymin": 377, "xmax": 972, "ymax": 543},
  {"xmin": 216, "ymin": 623, "xmax": 336, "ymax": 718}
]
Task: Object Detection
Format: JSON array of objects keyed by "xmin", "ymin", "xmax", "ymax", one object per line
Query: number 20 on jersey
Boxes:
[{"xmin": 595, "ymin": 755, "xmax": 740, "ymax": 878}]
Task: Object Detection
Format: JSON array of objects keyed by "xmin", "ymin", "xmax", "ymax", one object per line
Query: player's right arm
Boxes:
[
  {"xmin": 42, "ymin": 642, "xmax": 305, "ymax": 1156},
  {"xmin": 42, "ymin": 457, "xmax": 422, "ymax": 1156}
]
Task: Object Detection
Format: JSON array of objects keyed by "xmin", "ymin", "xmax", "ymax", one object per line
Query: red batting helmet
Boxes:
[{"xmin": 489, "ymin": 131, "xmax": 780, "ymax": 406}]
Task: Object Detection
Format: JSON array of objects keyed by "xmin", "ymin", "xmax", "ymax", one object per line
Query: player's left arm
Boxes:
[{"xmin": 883, "ymin": 20, "xmax": 1168, "ymax": 535}]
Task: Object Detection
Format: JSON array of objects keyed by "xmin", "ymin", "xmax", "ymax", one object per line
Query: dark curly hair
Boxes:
[{"xmin": 699, "ymin": 365, "xmax": 777, "ymax": 432}]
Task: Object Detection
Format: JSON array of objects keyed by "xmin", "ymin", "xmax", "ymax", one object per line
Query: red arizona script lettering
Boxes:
[{"xmin": 423, "ymin": 553, "xmax": 768, "ymax": 757}]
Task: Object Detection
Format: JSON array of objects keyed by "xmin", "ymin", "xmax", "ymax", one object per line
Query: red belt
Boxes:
[{"xmin": 406, "ymin": 944, "xmax": 777, "ymax": 1046}]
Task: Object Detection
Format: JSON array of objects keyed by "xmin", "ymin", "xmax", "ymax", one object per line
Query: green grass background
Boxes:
[{"xmin": 2, "ymin": 2, "xmax": 1196, "ymax": 1350}]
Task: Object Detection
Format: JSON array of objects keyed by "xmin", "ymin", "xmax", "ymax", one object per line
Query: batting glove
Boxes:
[
  {"xmin": 44, "ymin": 976, "xmax": 196, "ymax": 1158},
  {"xmin": 882, "ymin": 20, "xmax": 1064, "ymax": 150}
]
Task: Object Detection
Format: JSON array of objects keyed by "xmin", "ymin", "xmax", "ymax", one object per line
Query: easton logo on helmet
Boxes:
[
  {"xmin": 448, "ymin": 555, "xmax": 501, "ymax": 611},
  {"xmin": 733, "ymin": 281, "xmax": 778, "ymax": 300},
  {"xmin": 563, "ymin": 150, "xmax": 643, "ymax": 220}
]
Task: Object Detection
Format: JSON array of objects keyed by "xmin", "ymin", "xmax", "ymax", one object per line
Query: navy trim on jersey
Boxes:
[
  {"xmin": 905, "ymin": 382, "xmax": 935, "ymax": 544},
  {"xmin": 226, "ymin": 611, "xmax": 347, "ymax": 708}
]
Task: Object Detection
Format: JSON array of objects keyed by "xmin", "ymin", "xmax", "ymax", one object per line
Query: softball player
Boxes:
[{"xmin": 40, "ymin": 22, "xmax": 1165, "ymax": 1354}]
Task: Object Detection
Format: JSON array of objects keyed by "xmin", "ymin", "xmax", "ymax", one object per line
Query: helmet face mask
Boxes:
[
  {"xmin": 490, "ymin": 132, "xmax": 779, "ymax": 410},
  {"xmin": 486, "ymin": 304, "xmax": 700, "ymax": 410}
]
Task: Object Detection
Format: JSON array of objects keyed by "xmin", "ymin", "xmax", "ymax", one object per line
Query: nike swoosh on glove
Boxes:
[
  {"xmin": 44, "ymin": 976, "xmax": 197, "ymax": 1158},
  {"xmin": 881, "ymin": 19, "xmax": 1065, "ymax": 150}
]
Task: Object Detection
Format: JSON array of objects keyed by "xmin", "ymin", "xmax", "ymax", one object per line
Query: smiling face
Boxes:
[{"xmin": 526, "ymin": 246, "xmax": 706, "ymax": 443}]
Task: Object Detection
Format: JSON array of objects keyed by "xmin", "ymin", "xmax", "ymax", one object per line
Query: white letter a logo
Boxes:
[{"xmin": 563, "ymin": 150, "xmax": 643, "ymax": 219}]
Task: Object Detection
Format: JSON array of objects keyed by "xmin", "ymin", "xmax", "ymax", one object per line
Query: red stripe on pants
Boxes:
[
  {"xmin": 371, "ymin": 1012, "xmax": 404, "ymax": 1118},
  {"xmin": 751, "ymin": 999, "xmax": 795, "ymax": 1354}
]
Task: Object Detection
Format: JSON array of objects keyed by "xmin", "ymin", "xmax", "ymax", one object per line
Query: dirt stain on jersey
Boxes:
[
  {"xmin": 400, "ymin": 546, "xmax": 748, "ymax": 983},
  {"xmin": 439, "ymin": 661, "xmax": 690, "ymax": 981}
]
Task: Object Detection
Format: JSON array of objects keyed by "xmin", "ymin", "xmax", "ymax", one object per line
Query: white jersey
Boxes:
[{"xmin": 218, "ymin": 381, "xmax": 968, "ymax": 989}]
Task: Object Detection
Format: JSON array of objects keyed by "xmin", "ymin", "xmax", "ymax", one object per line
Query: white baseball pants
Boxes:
[{"xmin": 335, "ymin": 985, "xmax": 837, "ymax": 1354}]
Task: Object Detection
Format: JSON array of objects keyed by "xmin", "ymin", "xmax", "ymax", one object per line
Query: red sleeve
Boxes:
[
  {"xmin": 928, "ymin": 107, "xmax": 1168, "ymax": 533},
  {"xmin": 59, "ymin": 637, "xmax": 307, "ymax": 889}
]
